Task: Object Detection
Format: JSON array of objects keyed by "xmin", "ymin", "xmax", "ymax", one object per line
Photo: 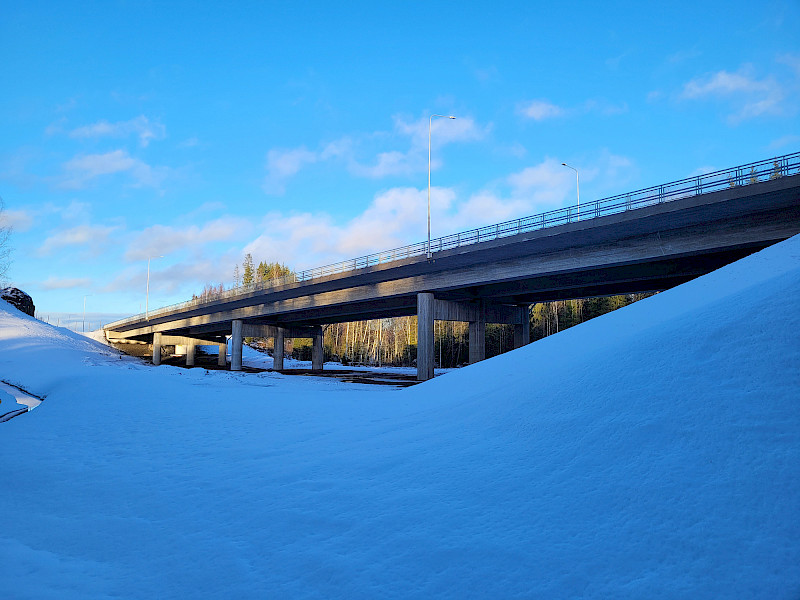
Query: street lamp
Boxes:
[
  {"xmin": 428, "ymin": 114, "xmax": 456, "ymax": 259},
  {"xmin": 562, "ymin": 162, "xmax": 580, "ymax": 220},
  {"xmin": 145, "ymin": 255, "xmax": 163, "ymax": 320},
  {"xmin": 83, "ymin": 294, "xmax": 92, "ymax": 332}
]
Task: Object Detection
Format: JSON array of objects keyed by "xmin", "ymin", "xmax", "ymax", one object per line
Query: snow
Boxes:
[{"xmin": 1, "ymin": 235, "xmax": 799, "ymax": 598}]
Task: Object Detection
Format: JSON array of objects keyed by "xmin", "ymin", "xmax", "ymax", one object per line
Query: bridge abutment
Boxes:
[{"xmin": 231, "ymin": 320, "xmax": 243, "ymax": 371}]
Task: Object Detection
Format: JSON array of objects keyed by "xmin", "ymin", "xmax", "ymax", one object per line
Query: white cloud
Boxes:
[
  {"xmin": 349, "ymin": 150, "xmax": 421, "ymax": 178},
  {"xmin": 245, "ymin": 153, "xmax": 635, "ymax": 274},
  {"xmin": 104, "ymin": 153, "xmax": 636, "ymax": 296},
  {"xmin": 680, "ymin": 66, "xmax": 787, "ymax": 122},
  {"xmin": 41, "ymin": 276, "xmax": 92, "ymax": 290},
  {"xmin": 103, "ymin": 250, "xmax": 241, "ymax": 295},
  {"xmin": 261, "ymin": 114, "xmax": 487, "ymax": 192},
  {"xmin": 507, "ymin": 159, "xmax": 574, "ymax": 200},
  {"xmin": 583, "ymin": 99, "xmax": 629, "ymax": 116},
  {"xmin": 178, "ymin": 137, "xmax": 200, "ymax": 148},
  {"xmin": 263, "ymin": 147, "xmax": 317, "ymax": 195},
  {"xmin": 244, "ymin": 186, "xmax": 456, "ymax": 269},
  {"xmin": 518, "ymin": 99, "xmax": 628, "ymax": 121},
  {"xmin": 769, "ymin": 134, "xmax": 800, "ymax": 150},
  {"xmin": 682, "ymin": 69, "xmax": 770, "ymax": 98},
  {"xmin": 0, "ymin": 209, "xmax": 34, "ymax": 232},
  {"xmin": 69, "ymin": 115, "xmax": 166, "ymax": 147},
  {"xmin": 449, "ymin": 191, "xmax": 532, "ymax": 230},
  {"xmin": 393, "ymin": 114, "xmax": 486, "ymax": 150},
  {"xmin": 517, "ymin": 100, "xmax": 565, "ymax": 121},
  {"xmin": 348, "ymin": 115, "xmax": 486, "ymax": 179},
  {"xmin": 38, "ymin": 224, "xmax": 118, "ymax": 256},
  {"xmin": 124, "ymin": 216, "xmax": 253, "ymax": 262},
  {"xmin": 59, "ymin": 149, "xmax": 167, "ymax": 189}
]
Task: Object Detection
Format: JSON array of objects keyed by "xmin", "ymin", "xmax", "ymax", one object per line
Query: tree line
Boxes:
[
  {"xmin": 194, "ymin": 254, "xmax": 653, "ymax": 367},
  {"xmin": 192, "ymin": 253, "xmax": 293, "ymax": 302},
  {"xmin": 294, "ymin": 294, "xmax": 654, "ymax": 367}
]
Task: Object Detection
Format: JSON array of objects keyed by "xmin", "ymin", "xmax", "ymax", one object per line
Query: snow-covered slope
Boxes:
[{"xmin": 1, "ymin": 235, "xmax": 798, "ymax": 599}]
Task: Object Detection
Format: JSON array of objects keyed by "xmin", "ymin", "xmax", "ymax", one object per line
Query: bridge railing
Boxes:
[{"xmin": 107, "ymin": 151, "xmax": 800, "ymax": 329}]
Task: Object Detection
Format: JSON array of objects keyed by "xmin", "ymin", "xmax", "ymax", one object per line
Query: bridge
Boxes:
[{"xmin": 105, "ymin": 152, "xmax": 800, "ymax": 380}]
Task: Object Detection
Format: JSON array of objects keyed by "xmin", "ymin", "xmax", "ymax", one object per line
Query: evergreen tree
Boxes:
[{"xmin": 242, "ymin": 253, "xmax": 255, "ymax": 286}]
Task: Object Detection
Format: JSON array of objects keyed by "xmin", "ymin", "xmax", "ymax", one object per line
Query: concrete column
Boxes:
[
  {"xmin": 514, "ymin": 305, "xmax": 531, "ymax": 349},
  {"xmin": 311, "ymin": 326, "xmax": 324, "ymax": 371},
  {"xmin": 273, "ymin": 327, "xmax": 285, "ymax": 371},
  {"xmin": 469, "ymin": 302, "xmax": 486, "ymax": 364},
  {"xmin": 218, "ymin": 343, "xmax": 227, "ymax": 367},
  {"xmin": 186, "ymin": 339, "xmax": 196, "ymax": 366},
  {"xmin": 231, "ymin": 319, "xmax": 243, "ymax": 371},
  {"xmin": 469, "ymin": 321, "xmax": 486, "ymax": 364},
  {"xmin": 417, "ymin": 292, "xmax": 435, "ymax": 381},
  {"xmin": 152, "ymin": 332, "xmax": 162, "ymax": 366}
]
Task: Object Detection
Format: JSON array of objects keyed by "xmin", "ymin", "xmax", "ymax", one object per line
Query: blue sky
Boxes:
[{"xmin": 1, "ymin": 0, "xmax": 799, "ymax": 318}]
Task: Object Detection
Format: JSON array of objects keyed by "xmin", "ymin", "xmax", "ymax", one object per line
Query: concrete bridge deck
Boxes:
[{"xmin": 106, "ymin": 154, "xmax": 800, "ymax": 380}]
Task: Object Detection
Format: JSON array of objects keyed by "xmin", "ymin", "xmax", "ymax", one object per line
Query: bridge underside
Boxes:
[{"xmin": 106, "ymin": 174, "xmax": 800, "ymax": 380}]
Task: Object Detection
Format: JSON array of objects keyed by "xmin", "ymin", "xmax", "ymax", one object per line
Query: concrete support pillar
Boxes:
[
  {"xmin": 218, "ymin": 343, "xmax": 227, "ymax": 367},
  {"xmin": 186, "ymin": 339, "xmax": 196, "ymax": 366},
  {"xmin": 311, "ymin": 326, "xmax": 324, "ymax": 371},
  {"xmin": 152, "ymin": 332, "xmax": 162, "ymax": 366},
  {"xmin": 417, "ymin": 292, "xmax": 435, "ymax": 381},
  {"xmin": 514, "ymin": 305, "xmax": 531, "ymax": 349},
  {"xmin": 231, "ymin": 319, "xmax": 243, "ymax": 371},
  {"xmin": 469, "ymin": 321, "xmax": 486, "ymax": 364},
  {"xmin": 469, "ymin": 301, "xmax": 486, "ymax": 364},
  {"xmin": 273, "ymin": 327, "xmax": 285, "ymax": 371}
]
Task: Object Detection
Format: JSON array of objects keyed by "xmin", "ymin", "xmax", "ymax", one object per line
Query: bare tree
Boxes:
[{"xmin": 0, "ymin": 196, "xmax": 11, "ymax": 283}]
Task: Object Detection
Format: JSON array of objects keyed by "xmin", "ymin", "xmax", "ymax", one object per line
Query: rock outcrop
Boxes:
[{"xmin": 1, "ymin": 287, "xmax": 35, "ymax": 317}]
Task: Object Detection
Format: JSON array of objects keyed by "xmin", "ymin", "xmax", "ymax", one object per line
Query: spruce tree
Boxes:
[{"xmin": 242, "ymin": 253, "xmax": 255, "ymax": 286}]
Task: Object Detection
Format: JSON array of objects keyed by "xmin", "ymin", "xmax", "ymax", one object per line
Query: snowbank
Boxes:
[{"xmin": 1, "ymin": 235, "xmax": 798, "ymax": 599}]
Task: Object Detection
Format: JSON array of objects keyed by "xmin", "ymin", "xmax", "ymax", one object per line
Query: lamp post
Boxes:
[
  {"xmin": 428, "ymin": 113, "xmax": 456, "ymax": 259},
  {"xmin": 146, "ymin": 255, "xmax": 163, "ymax": 319},
  {"xmin": 562, "ymin": 162, "xmax": 580, "ymax": 220},
  {"xmin": 83, "ymin": 294, "xmax": 92, "ymax": 332}
]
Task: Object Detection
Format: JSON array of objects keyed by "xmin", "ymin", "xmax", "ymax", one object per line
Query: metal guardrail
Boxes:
[{"xmin": 107, "ymin": 151, "xmax": 800, "ymax": 329}]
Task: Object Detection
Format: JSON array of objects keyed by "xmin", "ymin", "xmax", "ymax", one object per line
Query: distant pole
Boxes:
[
  {"xmin": 146, "ymin": 255, "xmax": 163, "ymax": 319},
  {"xmin": 428, "ymin": 114, "xmax": 456, "ymax": 259},
  {"xmin": 561, "ymin": 163, "xmax": 580, "ymax": 220},
  {"xmin": 83, "ymin": 295, "xmax": 92, "ymax": 332}
]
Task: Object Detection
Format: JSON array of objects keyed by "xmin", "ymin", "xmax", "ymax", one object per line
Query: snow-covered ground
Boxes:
[{"xmin": 1, "ymin": 235, "xmax": 799, "ymax": 599}]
